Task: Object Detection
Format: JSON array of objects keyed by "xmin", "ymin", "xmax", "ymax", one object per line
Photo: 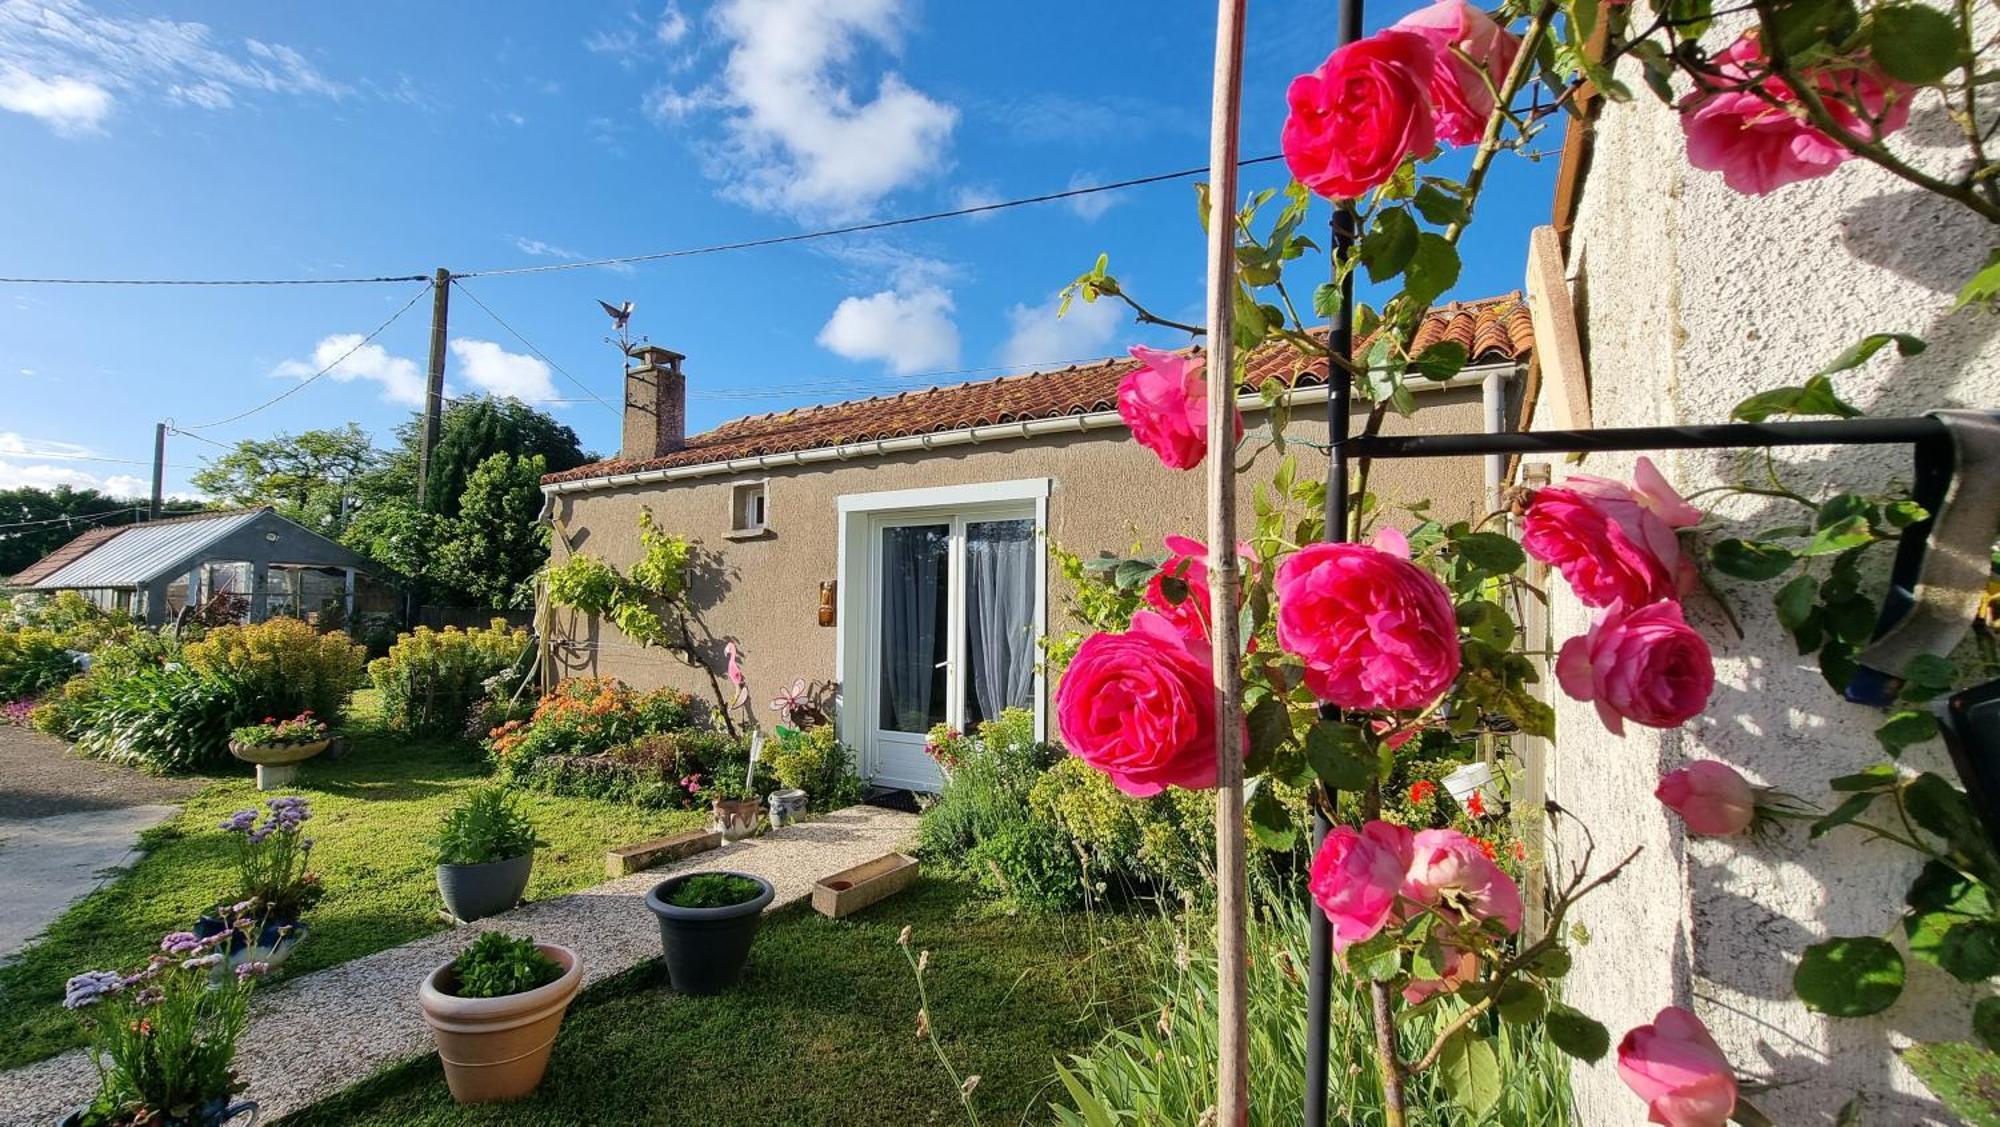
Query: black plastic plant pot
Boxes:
[
  {"xmin": 436, "ymin": 853, "xmax": 534, "ymax": 923},
  {"xmin": 643, "ymin": 871, "xmax": 775, "ymax": 994}
]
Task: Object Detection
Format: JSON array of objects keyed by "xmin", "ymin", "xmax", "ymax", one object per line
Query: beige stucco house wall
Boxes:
[
  {"xmin": 1544, "ymin": 48, "xmax": 1998, "ymax": 1125},
  {"xmin": 542, "ymin": 349, "xmax": 1515, "ymax": 790}
]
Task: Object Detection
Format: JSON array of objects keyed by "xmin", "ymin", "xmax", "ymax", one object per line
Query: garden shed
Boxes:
[{"xmin": 5, "ymin": 507, "xmax": 384, "ymax": 627}]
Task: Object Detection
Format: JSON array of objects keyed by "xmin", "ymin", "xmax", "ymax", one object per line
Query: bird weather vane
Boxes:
[{"xmin": 598, "ymin": 299, "xmax": 644, "ymax": 356}]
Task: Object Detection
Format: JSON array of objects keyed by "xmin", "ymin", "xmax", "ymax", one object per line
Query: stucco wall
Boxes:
[
  {"xmin": 1551, "ymin": 52, "xmax": 1997, "ymax": 1124},
  {"xmin": 545, "ymin": 386, "xmax": 1493, "ymax": 726}
]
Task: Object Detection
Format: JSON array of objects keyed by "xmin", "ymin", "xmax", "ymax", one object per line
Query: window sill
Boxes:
[{"xmin": 724, "ymin": 527, "xmax": 774, "ymax": 541}]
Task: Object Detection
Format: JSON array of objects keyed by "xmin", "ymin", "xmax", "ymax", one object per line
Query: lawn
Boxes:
[
  {"xmin": 279, "ymin": 875, "xmax": 1150, "ymax": 1127},
  {"xmin": 0, "ymin": 691, "xmax": 702, "ymax": 1069}
]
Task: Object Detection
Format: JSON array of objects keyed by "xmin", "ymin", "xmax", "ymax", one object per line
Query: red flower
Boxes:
[
  {"xmin": 1511, "ymin": 840, "xmax": 1527, "ymax": 862},
  {"xmin": 1471, "ymin": 836, "xmax": 1498, "ymax": 861},
  {"xmin": 1408, "ymin": 780, "xmax": 1438, "ymax": 805},
  {"xmin": 1465, "ymin": 791, "xmax": 1487, "ymax": 817}
]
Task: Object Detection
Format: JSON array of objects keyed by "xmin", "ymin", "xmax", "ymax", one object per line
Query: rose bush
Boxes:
[{"xmin": 1055, "ymin": 610, "xmax": 1230, "ymax": 796}]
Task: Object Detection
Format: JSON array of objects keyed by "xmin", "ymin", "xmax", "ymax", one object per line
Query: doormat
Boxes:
[{"xmin": 863, "ymin": 787, "xmax": 922, "ymax": 814}]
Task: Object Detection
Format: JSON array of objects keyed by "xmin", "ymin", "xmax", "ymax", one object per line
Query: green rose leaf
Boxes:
[
  {"xmin": 1305, "ymin": 721, "xmax": 1379, "ymax": 791},
  {"xmin": 1245, "ymin": 778, "xmax": 1296, "ymax": 851},
  {"xmin": 1456, "ymin": 531, "xmax": 1527, "ymax": 576},
  {"xmin": 1410, "ymin": 339, "xmax": 1469, "ymax": 383},
  {"xmin": 1361, "ymin": 208, "xmax": 1419, "ymax": 285},
  {"xmin": 1775, "ymin": 574, "xmax": 1820, "ymax": 633},
  {"xmin": 1815, "ymin": 332, "xmax": 1927, "ymax": 377},
  {"xmin": 1876, "ymin": 709, "xmax": 1939, "ymax": 757},
  {"xmin": 1712, "ymin": 538, "xmax": 1797, "ymax": 580},
  {"xmin": 1803, "ymin": 516, "xmax": 1876, "ymax": 557},
  {"xmin": 1901, "ymin": 1041, "xmax": 2000, "ymax": 1126},
  {"xmin": 1829, "ymin": 763, "xmax": 1898, "ymax": 792},
  {"xmin": 1810, "ymin": 791, "xmax": 1879, "ymax": 838},
  {"xmin": 1868, "ymin": 4, "xmax": 1961, "ymax": 84},
  {"xmin": 1496, "ymin": 980, "xmax": 1547, "ymax": 1023},
  {"xmin": 1957, "ymin": 250, "xmax": 2000, "ymax": 311},
  {"xmin": 1457, "ymin": 599, "xmax": 1516, "ymax": 649},
  {"xmin": 1732, "ymin": 374, "xmax": 1863, "ymax": 422},
  {"xmin": 1403, "ymin": 233, "xmax": 1461, "ymax": 310},
  {"xmin": 1437, "ymin": 1029, "xmax": 1502, "ymax": 1118},
  {"xmin": 1544, "ymin": 1002, "xmax": 1609, "ymax": 1063},
  {"xmin": 1938, "ymin": 921, "xmax": 2000, "ymax": 983},
  {"xmin": 1414, "ymin": 182, "xmax": 1471, "ymax": 225},
  {"xmin": 1244, "ymin": 694, "xmax": 1293, "ymax": 775},
  {"xmin": 1795, "ymin": 936, "xmax": 1905, "ymax": 1016}
]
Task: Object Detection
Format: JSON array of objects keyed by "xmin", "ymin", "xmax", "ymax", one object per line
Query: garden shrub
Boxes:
[
  {"xmin": 69, "ymin": 664, "xmax": 247, "ymax": 773},
  {"xmin": 30, "ymin": 630, "xmax": 185, "ymax": 740},
  {"xmin": 1027, "ymin": 756, "xmax": 1218, "ymax": 897},
  {"xmin": 966, "ymin": 819, "xmax": 1085, "ymax": 912},
  {"xmin": 0, "ymin": 628, "xmax": 80, "ymax": 701},
  {"xmin": 915, "ymin": 707, "xmax": 1063, "ymax": 861},
  {"xmin": 484, "ymin": 677, "xmax": 697, "ymax": 778},
  {"xmin": 763, "ymin": 724, "xmax": 865, "ymax": 810},
  {"xmin": 182, "ymin": 618, "xmax": 366, "ymax": 722},
  {"xmin": 433, "ymin": 786, "xmax": 541, "ymax": 865},
  {"xmin": 514, "ymin": 728, "xmax": 753, "ymax": 810},
  {"xmin": 367, "ymin": 620, "xmax": 531, "ymax": 737}
]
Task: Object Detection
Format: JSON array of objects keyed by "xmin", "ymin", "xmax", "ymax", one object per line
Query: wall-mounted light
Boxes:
[{"xmin": 818, "ymin": 581, "xmax": 836, "ymax": 627}]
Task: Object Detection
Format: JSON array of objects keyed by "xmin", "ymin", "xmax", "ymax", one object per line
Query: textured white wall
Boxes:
[{"xmin": 1549, "ymin": 48, "xmax": 1999, "ymax": 1125}]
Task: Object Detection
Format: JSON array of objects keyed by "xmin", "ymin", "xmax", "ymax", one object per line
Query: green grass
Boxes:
[
  {"xmin": 0, "ymin": 691, "xmax": 701, "ymax": 1069},
  {"xmin": 279, "ymin": 876, "xmax": 1150, "ymax": 1127}
]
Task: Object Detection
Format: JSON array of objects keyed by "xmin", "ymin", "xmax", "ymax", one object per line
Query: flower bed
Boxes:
[
  {"xmin": 485, "ymin": 677, "xmax": 701, "ymax": 781},
  {"xmin": 367, "ymin": 621, "xmax": 531, "ymax": 738}
]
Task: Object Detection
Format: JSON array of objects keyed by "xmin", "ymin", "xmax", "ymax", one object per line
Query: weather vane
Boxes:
[{"xmin": 597, "ymin": 299, "xmax": 644, "ymax": 356}]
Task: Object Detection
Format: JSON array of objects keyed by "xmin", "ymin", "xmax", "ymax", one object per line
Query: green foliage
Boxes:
[
  {"xmin": 433, "ymin": 786, "xmax": 542, "ymax": 866},
  {"xmin": 429, "ymin": 453, "xmax": 552, "ymax": 610},
  {"xmin": 1902, "ymin": 1041, "xmax": 2000, "ymax": 1127},
  {"xmin": 190, "ymin": 423, "xmax": 377, "ymax": 531},
  {"xmin": 763, "ymin": 724, "xmax": 864, "ymax": 809},
  {"xmin": 543, "ymin": 553, "xmax": 621, "ymax": 613},
  {"xmin": 915, "ymin": 708, "xmax": 1061, "ymax": 862},
  {"xmin": 1027, "ymin": 755, "xmax": 1220, "ymax": 897},
  {"xmin": 182, "ymin": 618, "xmax": 367, "ymax": 723},
  {"xmin": 544, "ymin": 511, "xmax": 696, "ymax": 648},
  {"xmin": 484, "ymin": 677, "xmax": 700, "ymax": 778},
  {"xmin": 0, "ymin": 628, "xmax": 80, "ymax": 700},
  {"xmin": 515, "ymin": 728, "xmax": 752, "ymax": 811},
  {"xmin": 629, "ymin": 510, "xmax": 691, "ymax": 601},
  {"xmin": 663, "ymin": 873, "xmax": 762, "ymax": 909},
  {"xmin": 447, "ymin": 931, "xmax": 563, "ymax": 999},
  {"xmin": 0, "ymin": 487, "xmax": 165, "ymax": 577},
  {"xmin": 1795, "ymin": 936, "xmax": 1906, "ymax": 1016},
  {"xmin": 967, "ymin": 820, "xmax": 1085, "ymax": 911},
  {"xmin": 359, "ymin": 395, "xmax": 588, "ymax": 520},
  {"xmin": 367, "ymin": 620, "xmax": 531, "ymax": 737},
  {"xmin": 71, "ymin": 664, "xmax": 249, "ymax": 773},
  {"xmin": 1044, "ymin": 541, "xmax": 1146, "ymax": 673}
]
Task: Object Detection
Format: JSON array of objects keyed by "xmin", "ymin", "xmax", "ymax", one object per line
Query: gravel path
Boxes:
[
  {"xmin": 0, "ymin": 726, "xmax": 202, "ymax": 820},
  {"xmin": 0, "ymin": 805, "xmax": 919, "ymax": 1125}
]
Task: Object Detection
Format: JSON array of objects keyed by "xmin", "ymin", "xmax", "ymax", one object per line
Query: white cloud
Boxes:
[
  {"xmin": 587, "ymin": 6, "xmax": 688, "ymax": 60},
  {"xmin": 0, "ymin": 67, "xmax": 109, "ymax": 133},
  {"xmin": 951, "ymin": 184, "xmax": 1003, "ymax": 221},
  {"xmin": 656, "ymin": 4, "xmax": 690, "ymax": 45},
  {"xmin": 817, "ymin": 286, "xmax": 958, "ymax": 375},
  {"xmin": 999, "ymin": 290, "xmax": 1124, "ymax": 370},
  {"xmin": 506, "ymin": 234, "xmax": 635, "ymax": 275},
  {"xmin": 0, "ymin": 433, "xmax": 146, "ymax": 496},
  {"xmin": 1064, "ymin": 170, "xmax": 1121, "ymax": 222},
  {"xmin": 450, "ymin": 339, "xmax": 557, "ymax": 402},
  {"xmin": 0, "ymin": 0, "xmax": 349, "ymax": 134},
  {"xmin": 272, "ymin": 335, "xmax": 424, "ymax": 406},
  {"xmin": 675, "ymin": 0, "xmax": 956, "ymax": 220}
]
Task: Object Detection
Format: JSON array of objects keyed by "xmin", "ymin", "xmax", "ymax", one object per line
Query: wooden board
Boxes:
[
  {"xmin": 606, "ymin": 828, "xmax": 721, "ymax": 877},
  {"xmin": 1524, "ymin": 224, "xmax": 1591, "ymax": 432}
]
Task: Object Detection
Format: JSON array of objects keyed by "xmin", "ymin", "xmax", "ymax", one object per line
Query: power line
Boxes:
[
  {"xmin": 178, "ymin": 281, "xmax": 434, "ymax": 430},
  {"xmin": 0, "ymin": 154, "xmax": 1288, "ymax": 288},
  {"xmin": 0, "ymin": 448, "xmax": 198, "ymax": 469},
  {"xmin": 448, "ymin": 278, "xmax": 620, "ymax": 416},
  {"xmin": 454, "ymin": 155, "xmax": 1286, "ymax": 279},
  {"xmin": 0, "ymin": 506, "xmax": 144, "ymax": 534}
]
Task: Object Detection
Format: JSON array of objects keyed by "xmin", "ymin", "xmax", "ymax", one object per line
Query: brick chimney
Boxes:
[{"xmin": 621, "ymin": 345, "xmax": 686, "ymax": 461}]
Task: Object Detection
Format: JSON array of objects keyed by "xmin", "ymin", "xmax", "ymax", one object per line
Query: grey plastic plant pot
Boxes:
[
  {"xmin": 437, "ymin": 852, "xmax": 534, "ymax": 923},
  {"xmin": 643, "ymin": 871, "xmax": 775, "ymax": 994}
]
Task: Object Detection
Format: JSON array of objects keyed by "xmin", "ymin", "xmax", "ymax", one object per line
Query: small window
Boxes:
[{"xmin": 730, "ymin": 480, "xmax": 769, "ymax": 535}]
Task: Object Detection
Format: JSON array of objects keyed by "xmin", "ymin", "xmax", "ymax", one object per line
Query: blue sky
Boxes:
[{"xmin": 0, "ymin": 0, "xmax": 1553, "ymax": 499}]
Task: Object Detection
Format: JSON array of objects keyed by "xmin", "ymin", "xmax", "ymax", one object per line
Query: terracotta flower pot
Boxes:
[
  {"xmin": 417, "ymin": 942, "xmax": 582, "ymax": 1103},
  {"xmin": 711, "ymin": 797, "xmax": 761, "ymax": 841}
]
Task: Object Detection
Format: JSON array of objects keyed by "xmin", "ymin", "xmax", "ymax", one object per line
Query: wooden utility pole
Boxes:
[
  {"xmin": 1204, "ymin": 0, "xmax": 1250, "ymax": 1122},
  {"xmin": 148, "ymin": 422, "xmax": 166, "ymax": 520},
  {"xmin": 416, "ymin": 267, "xmax": 451, "ymax": 508}
]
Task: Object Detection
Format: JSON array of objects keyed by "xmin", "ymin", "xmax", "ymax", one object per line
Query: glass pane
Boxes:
[
  {"xmin": 963, "ymin": 518, "xmax": 1037, "ymax": 731},
  {"xmin": 879, "ymin": 524, "xmax": 950, "ymax": 733}
]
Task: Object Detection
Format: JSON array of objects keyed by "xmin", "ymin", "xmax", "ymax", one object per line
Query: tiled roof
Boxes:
[{"xmin": 544, "ymin": 293, "xmax": 1533, "ymax": 485}]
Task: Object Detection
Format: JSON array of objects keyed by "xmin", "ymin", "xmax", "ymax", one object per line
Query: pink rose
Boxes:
[
  {"xmin": 1557, "ymin": 599, "xmax": 1716, "ymax": 735},
  {"xmin": 1116, "ymin": 346, "xmax": 1242, "ymax": 471},
  {"xmin": 1681, "ymin": 32, "xmax": 1912, "ymax": 196},
  {"xmin": 1403, "ymin": 828, "xmax": 1523, "ymax": 933},
  {"xmin": 1309, "ymin": 821, "xmax": 1415, "ymax": 952},
  {"xmin": 1275, "ymin": 543, "xmax": 1460, "ymax": 711},
  {"xmin": 1402, "ymin": 944, "xmax": 1479, "ymax": 1005},
  {"xmin": 1282, "ymin": 30, "xmax": 1438, "ymax": 201},
  {"xmin": 1144, "ymin": 535, "xmax": 1256, "ymax": 643},
  {"xmin": 1618, "ymin": 1007, "xmax": 1739, "ymax": 1127},
  {"xmin": 1656, "ymin": 760, "xmax": 1757, "ymax": 837},
  {"xmin": 1056, "ymin": 610, "xmax": 1232, "ymax": 796},
  {"xmin": 1393, "ymin": 0, "xmax": 1521, "ymax": 146},
  {"xmin": 1522, "ymin": 457, "xmax": 1698, "ymax": 609}
]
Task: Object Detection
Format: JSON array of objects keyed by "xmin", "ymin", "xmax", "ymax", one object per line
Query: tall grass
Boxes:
[{"xmin": 1053, "ymin": 888, "xmax": 1573, "ymax": 1126}]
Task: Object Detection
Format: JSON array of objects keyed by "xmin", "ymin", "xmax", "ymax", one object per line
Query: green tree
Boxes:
[
  {"xmin": 357, "ymin": 397, "xmax": 588, "ymax": 518},
  {"xmin": 435, "ymin": 453, "xmax": 551, "ymax": 609},
  {"xmin": 191, "ymin": 424, "xmax": 377, "ymax": 532}
]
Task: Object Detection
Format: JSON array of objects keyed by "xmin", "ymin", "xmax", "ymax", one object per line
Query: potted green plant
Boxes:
[
  {"xmin": 707, "ymin": 775, "xmax": 761, "ymax": 841},
  {"xmin": 417, "ymin": 931, "xmax": 581, "ymax": 1103},
  {"xmin": 227, "ymin": 711, "xmax": 331, "ymax": 791},
  {"xmin": 642, "ymin": 870, "xmax": 774, "ymax": 994},
  {"xmin": 195, "ymin": 797, "xmax": 320, "ymax": 975},
  {"xmin": 433, "ymin": 787, "xmax": 542, "ymax": 923},
  {"xmin": 59, "ymin": 909, "xmax": 271, "ymax": 1126}
]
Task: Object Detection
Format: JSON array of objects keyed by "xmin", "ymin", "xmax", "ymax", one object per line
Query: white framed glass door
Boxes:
[{"xmin": 862, "ymin": 503, "xmax": 1041, "ymax": 791}]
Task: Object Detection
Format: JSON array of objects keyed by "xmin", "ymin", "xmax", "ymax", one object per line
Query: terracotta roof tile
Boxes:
[
  {"xmin": 544, "ymin": 293, "xmax": 1532, "ymax": 485},
  {"xmin": 9, "ymin": 526, "xmax": 125, "ymax": 586}
]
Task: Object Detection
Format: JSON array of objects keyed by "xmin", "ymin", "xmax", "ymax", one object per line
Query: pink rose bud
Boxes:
[
  {"xmin": 1055, "ymin": 611, "xmax": 1237, "ymax": 796},
  {"xmin": 1276, "ymin": 542, "xmax": 1461, "ymax": 711},
  {"xmin": 1116, "ymin": 346, "xmax": 1241, "ymax": 471},
  {"xmin": 1281, "ymin": 30, "xmax": 1438, "ymax": 201},
  {"xmin": 1556, "ymin": 599, "xmax": 1715, "ymax": 736},
  {"xmin": 1680, "ymin": 31, "xmax": 1912, "ymax": 196},
  {"xmin": 1308, "ymin": 821, "xmax": 1414, "ymax": 952},
  {"xmin": 1617, "ymin": 1006, "xmax": 1739, "ymax": 1127},
  {"xmin": 1391, "ymin": 0, "xmax": 1522, "ymax": 146},
  {"xmin": 1655, "ymin": 761, "xmax": 1757, "ymax": 837}
]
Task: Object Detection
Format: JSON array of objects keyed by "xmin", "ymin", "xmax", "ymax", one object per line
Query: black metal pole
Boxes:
[
  {"xmin": 1307, "ymin": 0, "xmax": 1365, "ymax": 1110},
  {"xmin": 1346, "ymin": 415, "xmax": 1955, "ymax": 459}
]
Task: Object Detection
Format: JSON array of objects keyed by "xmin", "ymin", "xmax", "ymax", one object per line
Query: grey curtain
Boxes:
[
  {"xmin": 880, "ymin": 524, "xmax": 947, "ymax": 732},
  {"xmin": 966, "ymin": 519, "xmax": 1037, "ymax": 724}
]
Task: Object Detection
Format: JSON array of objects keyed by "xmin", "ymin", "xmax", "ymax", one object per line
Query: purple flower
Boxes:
[
  {"xmin": 131, "ymin": 987, "xmax": 165, "ymax": 1006},
  {"xmin": 220, "ymin": 809, "xmax": 257, "ymax": 833},
  {"xmin": 234, "ymin": 960, "xmax": 271, "ymax": 981},
  {"xmin": 159, "ymin": 931, "xmax": 200, "ymax": 955},
  {"xmin": 181, "ymin": 954, "xmax": 223, "ymax": 970},
  {"xmin": 246, "ymin": 828, "xmax": 270, "ymax": 845},
  {"xmin": 63, "ymin": 971, "xmax": 123, "ymax": 1009}
]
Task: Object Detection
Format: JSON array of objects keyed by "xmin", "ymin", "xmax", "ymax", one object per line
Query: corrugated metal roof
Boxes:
[{"xmin": 34, "ymin": 509, "xmax": 268, "ymax": 590}]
